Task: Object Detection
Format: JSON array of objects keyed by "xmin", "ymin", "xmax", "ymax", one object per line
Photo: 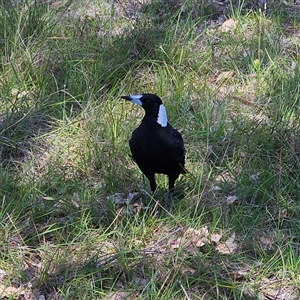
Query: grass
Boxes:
[{"xmin": 1, "ymin": 0, "xmax": 300, "ymax": 298}]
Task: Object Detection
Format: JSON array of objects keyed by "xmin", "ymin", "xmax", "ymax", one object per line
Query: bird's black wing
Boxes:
[{"xmin": 160, "ymin": 125, "xmax": 185, "ymax": 172}]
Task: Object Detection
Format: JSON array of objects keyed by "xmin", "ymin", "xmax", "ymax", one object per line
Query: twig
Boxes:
[{"xmin": 178, "ymin": 280, "xmax": 191, "ymax": 300}]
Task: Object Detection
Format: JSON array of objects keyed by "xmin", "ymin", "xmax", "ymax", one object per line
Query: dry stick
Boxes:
[
  {"xmin": 157, "ymin": 267, "xmax": 174, "ymax": 298},
  {"xmin": 178, "ymin": 280, "xmax": 191, "ymax": 300}
]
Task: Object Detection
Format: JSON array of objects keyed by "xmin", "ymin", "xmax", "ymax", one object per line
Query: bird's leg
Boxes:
[
  {"xmin": 167, "ymin": 176, "xmax": 176, "ymax": 213},
  {"xmin": 146, "ymin": 173, "xmax": 156, "ymax": 192},
  {"xmin": 167, "ymin": 192, "xmax": 173, "ymax": 213},
  {"xmin": 144, "ymin": 173, "xmax": 157, "ymax": 209}
]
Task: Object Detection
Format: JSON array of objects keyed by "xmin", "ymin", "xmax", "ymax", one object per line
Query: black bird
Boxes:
[{"xmin": 121, "ymin": 93, "xmax": 185, "ymax": 212}]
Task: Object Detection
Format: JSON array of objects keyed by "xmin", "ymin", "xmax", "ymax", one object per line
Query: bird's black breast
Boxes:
[{"xmin": 129, "ymin": 120, "xmax": 185, "ymax": 176}]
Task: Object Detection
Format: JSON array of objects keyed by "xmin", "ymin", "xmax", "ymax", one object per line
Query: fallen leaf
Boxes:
[
  {"xmin": 219, "ymin": 18, "xmax": 237, "ymax": 32},
  {"xmin": 133, "ymin": 277, "xmax": 149, "ymax": 287},
  {"xmin": 211, "ymin": 184, "xmax": 222, "ymax": 191},
  {"xmin": 186, "ymin": 226, "xmax": 210, "ymax": 247},
  {"xmin": 0, "ymin": 269, "xmax": 7, "ymax": 279},
  {"xmin": 171, "ymin": 226, "xmax": 210, "ymax": 254},
  {"xmin": 259, "ymin": 278, "xmax": 298, "ymax": 300},
  {"xmin": 211, "ymin": 233, "xmax": 222, "ymax": 243},
  {"xmin": 259, "ymin": 236, "xmax": 275, "ymax": 250},
  {"xmin": 253, "ymin": 58, "xmax": 260, "ymax": 68},
  {"xmin": 250, "ymin": 172, "xmax": 260, "ymax": 181},
  {"xmin": 229, "ymin": 265, "xmax": 251, "ymax": 281},
  {"xmin": 225, "ymin": 195, "xmax": 238, "ymax": 204},
  {"xmin": 0, "ymin": 283, "xmax": 25, "ymax": 297},
  {"xmin": 10, "ymin": 88, "xmax": 29, "ymax": 99},
  {"xmin": 107, "ymin": 192, "xmax": 140, "ymax": 205},
  {"xmin": 71, "ymin": 193, "xmax": 81, "ymax": 208},
  {"xmin": 216, "ymin": 233, "xmax": 238, "ymax": 254},
  {"xmin": 50, "ymin": 1, "xmax": 63, "ymax": 9},
  {"xmin": 103, "ymin": 292, "xmax": 132, "ymax": 300},
  {"xmin": 128, "ymin": 192, "xmax": 140, "ymax": 202},
  {"xmin": 180, "ymin": 266, "xmax": 196, "ymax": 275},
  {"xmin": 216, "ymin": 71, "xmax": 235, "ymax": 83}
]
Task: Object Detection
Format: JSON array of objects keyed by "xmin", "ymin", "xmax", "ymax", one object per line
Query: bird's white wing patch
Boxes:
[
  {"xmin": 129, "ymin": 94, "xmax": 143, "ymax": 106},
  {"xmin": 157, "ymin": 104, "xmax": 168, "ymax": 127}
]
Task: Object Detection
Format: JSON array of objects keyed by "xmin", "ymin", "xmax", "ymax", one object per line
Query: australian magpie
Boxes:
[{"xmin": 121, "ymin": 93, "xmax": 185, "ymax": 212}]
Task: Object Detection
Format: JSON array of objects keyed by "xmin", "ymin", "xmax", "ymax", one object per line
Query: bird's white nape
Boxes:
[
  {"xmin": 157, "ymin": 104, "xmax": 168, "ymax": 127},
  {"xmin": 129, "ymin": 94, "xmax": 143, "ymax": 106}
]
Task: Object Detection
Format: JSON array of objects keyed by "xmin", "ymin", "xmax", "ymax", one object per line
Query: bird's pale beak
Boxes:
[{"xmin": 121, "ymin": 95, "xmax": 143, "ymax": 106}]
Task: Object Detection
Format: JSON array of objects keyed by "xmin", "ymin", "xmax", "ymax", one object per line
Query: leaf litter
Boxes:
[
  {"xmin": 2, "ymin": 1, "xmax": 300, "ymax": 299},
  {"xmin": 169, "ymin": 226, "xmax": 238, "ymax": 255}
]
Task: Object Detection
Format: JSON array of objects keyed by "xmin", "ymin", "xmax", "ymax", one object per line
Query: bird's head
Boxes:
[{"xmin": 121, "ymin": 93, "xmax": 168, "ymax": 127}]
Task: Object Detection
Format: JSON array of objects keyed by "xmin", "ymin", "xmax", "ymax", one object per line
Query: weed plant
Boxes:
[{"xmin": 0, "ymin": 0, "xmax": 300, "ymax": 299}]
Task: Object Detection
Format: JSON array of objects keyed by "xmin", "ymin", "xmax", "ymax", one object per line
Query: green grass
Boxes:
[{"xmin": 1, "ymin": 0, "xmax": 300, "ymax": 298}]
